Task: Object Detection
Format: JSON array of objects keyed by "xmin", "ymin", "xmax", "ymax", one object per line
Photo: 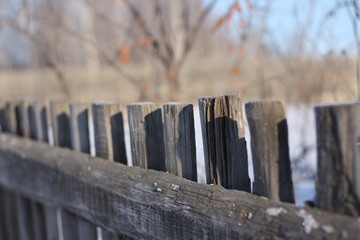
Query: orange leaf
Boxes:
[
  {"xmin": 238, "ymin": 48, "xmax": 246, "ymax": 56},
  {"xmin": 119, "ymin": 44, "xmax": 132, "ymax": 55},
  {"xmin": 119, "ymin": 55, "xmax": 130, "ymax": 64},
  {"xmin": 167, "ymin": 71, "xmax": 175, "ymax": 79},
  {"xmin": 231, "ymin": 68, "xmax": 241, "ymax": 76}
]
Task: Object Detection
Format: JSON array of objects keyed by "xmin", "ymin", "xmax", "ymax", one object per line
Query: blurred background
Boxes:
[{"xmin": 0, "ymin": 0, "xmax": 358, "ymax": 203}]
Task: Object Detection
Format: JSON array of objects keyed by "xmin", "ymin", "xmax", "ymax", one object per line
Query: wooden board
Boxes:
[{"xmin": 0, "ymin": 134, "xmax": 358, "ymax": 239}]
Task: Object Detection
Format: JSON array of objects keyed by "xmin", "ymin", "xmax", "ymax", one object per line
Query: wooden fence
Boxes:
[{"xmin": 0, "ymin": 93, "xmax": 359, "ymax": 239}]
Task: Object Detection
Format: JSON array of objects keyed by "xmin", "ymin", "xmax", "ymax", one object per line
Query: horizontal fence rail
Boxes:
[
  {"xmin": 0, "ymin": 93, "xmax": 359, "ymax": 239},
  {"xmin": 0, "ymin": 134, "xmax": 359, "ymax": 239}
]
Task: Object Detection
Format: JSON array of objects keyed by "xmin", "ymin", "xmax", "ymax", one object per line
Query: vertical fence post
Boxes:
[
  {"xmin": 28, "ymin": 99, "xmax": 48, "ymax": 240},
  {"xmin": 16, "ymin": 99, "xmax": 40, "ymax": 240},
  {"xmin": 70, "ymin": 103, "xmax": 98, "ymax": 240},
  {"xmin": 163, "ymin": 103, "xmax": 197, "ymax": 181},
  {"xmin": 50, "ymin": 100, "xmax": 78, "ymax": 239},
  {"xmin": 315, "ymin": 102, "xmax": 360, "ymax": 216},
  {"xmin": 92, "ymin": 102, "xmax": 127, "ymax": 164},
  {"xmin": 198, "ymin": 93, "xmax": 250, "ymax": 192},
  {"xmin": 245, "ymin": 100, "xmax": 294, "ymax": 203},
  {"xmin": 127, "ymin": 103, "xmax": 165, "ymax": 239},
  {"xmin": 92, "ymin": 102, "xmax": 128, "ymax": 240},
  {"xmin": 28, "ymin": 99, "xmax": 59, "ymax": 240},
  {"xmin": 127, "ymin": 103, "xmax": 165, "ymax": 171},
  {"xmin": 0, "ymin": 100, "xmax": 20, "ymax": 240}
]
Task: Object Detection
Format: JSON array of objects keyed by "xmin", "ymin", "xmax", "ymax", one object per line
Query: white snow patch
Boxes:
[
  {"xmin": 248, "ymin": 212, "xmax": 253, "ymax": 219},
  {"xmin": 296, "ymin": 209, "xmax": 319, "ymax": 234},
  {"xmin": 321, "ymin": 225, "xmax": 334, "ymax": 234},
  {"xmin": 170, "ymin": 184, "xmax": 179, "ymax": 191},
  {"xmin": 266, "ymin": 207, "xmax": 288, "ymax": 216}
]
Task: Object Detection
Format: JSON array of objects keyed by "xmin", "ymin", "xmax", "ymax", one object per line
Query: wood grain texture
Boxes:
[
  {"xmin": 245, "ymin": 100, "xmax": 294, "ymax": 203},
  {"xmin": 92, "ymin": 103, "xmax": 127, "ymax": 240},
  {"xmin": 30, "ymin": 99, "xmax": 49, "ymax": 142},
  {"xmin": 29, "ymin": 99, "xmax": 52, "ymax": 240},
  {"xmin": 127, "ymin": 103, "xmax": 165, "ymax": 171},
  {"xmin": 0, "ymin": 134, "xmax": 358, "ymax": 240},
  {"xmin": 198, "ymin": 93, "xmax": 250, "ymax": 191},
  {"xmin": 70, "ymin": 102, "xmax": 98, "ymax": 240},
  {"xmin": 19, "ymin": 99, "xmax": 32, "ymax": 138},
  {"xmin": 92, "ymin": 102, "xmax": 127, "ymax": 164},
  {"xmin": 315, "ymin": 102, "xmax": 360, "ymax": 216},
  {"xmin": 163, "ymin": 103, "xmax": 197, "ymax": 181},
  {"xmin": 50, "ymin": 100, "xmax": 78, "ymax": 239},
  {"xmin": 50, "ymin": 100, "xmax": 72, "ymax": 148},
  {"xmin": 0, "ymin": 186, "xmax": 5, "ymax": 239}
]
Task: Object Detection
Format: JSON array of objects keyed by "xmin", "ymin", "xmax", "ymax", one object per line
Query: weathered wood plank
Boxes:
[
  {"xmin": 30, "ymin": 201, "xmax": 46, "ymax": 240},
  {"xmin": 50, "ymin": 100, "xmax": 79, "ymax": 239},
  {"xmin": 198, "ymin": 93, "xmax": 250, "ymax": 191},
  {"xmin": 29, "ymin": 99, "xmax": 49, "ymax": 142},
  {"xmin": 0, "ymin": 186, "xmax": 6, "ymax": 239},
  {"xmin": 19, "ymin": 99, "xmax": 32, "ymax": 138},
  {"xmin": 92, "ymin": 102, "xmax": 127, "ymax": 164},
  {"xmin": 70, "ymin": 102, "xmax": 98, "ymax": 240},
  {"xmin": 50, "ymin": 100, "xmax": 72, "ymax": 148},
  {"xmin": 315, "ymin": 102, "xmax": 360, "ymax": 216},
  {"xmin": 245, "ymin": 100, "xmax": 294, "ymax": 203},
  {"xmin": 0, "ymin": 134, "xmax": 358, "ymax": 239},
  {"xmin": 163, "ymin": 103, "xmax": 197, "ymax": 181},
  {"xmin": 16, "ymin": 195, "xmax": 34, "ymax": 240},
  {"xmin": 2, "ymin": 189, "xmax": 20, "ymax": 240},
  {"xmin": 127, "ymin": 103, "xmax": 165, "ymax": 170},
  {"xmin": 92, "ymin": 102, "xmax": 128, "ymax": 239},
  {"xmin": 29, "ymin": 99, "xmax": 53, "ymax": 240}
]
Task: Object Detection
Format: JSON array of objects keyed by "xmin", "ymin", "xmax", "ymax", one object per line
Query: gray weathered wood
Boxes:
[
  {"xmin": 29, "ymin": 99, "xmax": 54, "ymax": 240},
  {"xmin": 50, "ymin": 100, "xmax": 72, "ymax": 148},
  {"xmin": 0, "ymin": 134, "xmax": 359, "ymax": 239},
  {"xmin": 2, "ymin": 189, "xmax": 20, "ymax": 240},
  {"xmin": 92, "ymin": 102, "xmax": 127, "ymax": 239},
  {"xmin": 0, "ymin": 186, "xmax": 6, "ymax": 239},
  {"xmin": 198, "ymin": 93, "xmax": 250, "ymax": 191},
  {"xmin": 0, "ymin": 100, "xmax": 18, "ymax": 133},
  {"xmin": 30, "ymin": 201, "xmax": 46, "ymax": 240},
  {"xmin": 127, "ymin": 103, "xmax": 165, "ymax": 171},
  {"xmin": 29, "ymin": 99, "xmax": 49, "ymax": 142},
  {"xmin": 163, "ymin": 103, "xmax": 197, "ymax": 181},
  {"xmin": 70, "ymin": 102, "xmax": 97, "ymax": 240},
  {"xmin": 50, "ymin": 100, "xmax": 79, "ymax": 239},
  {"xmin": 16, "ymin": 195, "xmax": 34, "ymax": 240},
  {"xmin": 315, "ymin": 102, "xmax": 360, "ymax": 216},
  {"xmin": 245, "ymin": 100, "xmax": 294, "ymax": 203},
  {"xmin": 92, "ymin": 102, "xmax": 127, "ymax": 164},
  {"xmin": 19, "ymin": 99, "xmax": 32, "ymax": 138},
  {"xmin": 70, "ymin": 103, "xmax": 91, "ymax": 153}
]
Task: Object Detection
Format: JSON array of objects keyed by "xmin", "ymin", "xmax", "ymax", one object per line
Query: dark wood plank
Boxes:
[
  {"xmin": 127, "ymin": 103, "xmax": 165, "ymax": 170},
  {"xmin": 70, "ymin": 102, "xmax": 97, "ymax": 240},
  {"xmin": 15, "ymin": 195, "xmax": 34, "ymax": 240},
  {"xmin": 92, "ymin": 102, "xmax": 127, "ymax": 239},
  {"xmin": 198, "ymin": 93, "xmax": 250, "ymax": 191},
  {"xmin": 19, "ymin": 99, "xmax": 32, "ymax": 138},
  {"xmin": 0, "ymin": 186, "xmax": 6, "ymax": 239},
  {"xmin": 315, "ymin": 102, "xmax": 360, "ymax": 216},
  {"xmin": 163, "ymin": 103, "xmax": 197, "ymax": 181},
  {"xmin": 29, "ymin": 99, "xmax": 49, "ymax": 142},
  {"xmin": 92, "ymin": 102, "xmax": 127, "ymax": 164},
  {"xmin": 50, "ymin": 100, "xmax": 78, "ymax": 239},
  {"xmin": 50, "ymin": 100, "xmax": 72, "ymax": 148},
  {"xmin": 29, "ymin": 99, "xmax": 54, "ymax": 240},
  {"xmin": 3, "ymin": 190, "xmax": 20, "ymax": 240},
  {"xmin": 245, "ymin": 100, "xmax": 294, "ymax": 203},
  {"xmin": 0, "ymin": 134, "xmax": 359, "ymax": 239}
]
